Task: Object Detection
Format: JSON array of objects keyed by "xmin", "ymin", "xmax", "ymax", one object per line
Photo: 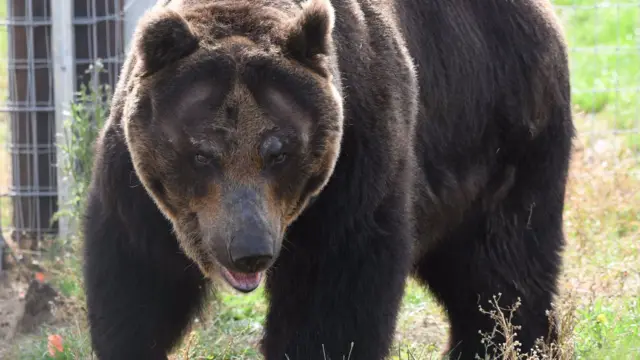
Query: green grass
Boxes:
[
  {"xmin": 573, "ymin": 297, "xmax": 640, "ymax": 359},
  {"xmin": 554, "ymin": 0, "xmax": 640, "ymax": 150},
  {"xmin": 4, "ymin": 0, "xmax": 640, "ymax": 359}
]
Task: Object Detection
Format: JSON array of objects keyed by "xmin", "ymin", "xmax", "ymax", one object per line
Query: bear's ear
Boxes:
[
  {"xmin": 135, "ymin": 8, "xmax": 199, "ymax": 76},
  {"xmin": 283, "ymin": 0, "xmax": 335, "ymax": 68}
]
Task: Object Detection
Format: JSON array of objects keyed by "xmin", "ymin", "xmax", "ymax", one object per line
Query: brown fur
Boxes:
[{"xmin": 83, "ymin": 0, "xmax": 573, "ymax": 358}]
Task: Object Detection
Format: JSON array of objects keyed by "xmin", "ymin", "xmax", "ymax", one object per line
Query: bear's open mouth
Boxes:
[{"xmin": 220, "ymin": 267, "xmax": 264, "ymax": 293}]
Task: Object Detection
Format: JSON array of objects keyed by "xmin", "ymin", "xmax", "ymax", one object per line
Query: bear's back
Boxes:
[{"xmin": 391, "ymin": 0, "xmax": 574, "ymax": 247}]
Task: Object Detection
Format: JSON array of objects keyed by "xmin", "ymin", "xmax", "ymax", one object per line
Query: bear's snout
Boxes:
[{"xmin": 197, "ymin": 186, "xmax": 279, "ymax": 276}]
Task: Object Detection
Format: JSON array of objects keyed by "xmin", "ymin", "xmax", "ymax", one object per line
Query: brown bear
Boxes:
[{"xmin": 82, "ymin": 0, "xmax": 574, "ymax": 359}]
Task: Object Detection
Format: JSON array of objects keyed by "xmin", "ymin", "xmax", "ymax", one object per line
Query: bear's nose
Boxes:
[
  {"xmin": 232, "ymin": 254, "xmax": 273, "ymax": 273},
  {"xmin": 229, "ymin": 233, "xmax": 274, "ymax": 273}
]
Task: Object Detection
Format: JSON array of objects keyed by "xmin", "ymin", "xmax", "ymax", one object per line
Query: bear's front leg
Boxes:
[
  {"xmin": 261, "ymin": 197, "xmax": 412, "ymax": 360},
  {"xmin": 83, "ymin": 192, "xmax": 209, "ymax": 360}
]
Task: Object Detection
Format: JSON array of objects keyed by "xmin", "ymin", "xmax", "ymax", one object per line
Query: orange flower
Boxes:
[
  {"xmin": 35, "ymin": 272, "xmax": 45, "ymax": 283},
  {"xmin": 47, "ymin": 334, "xmax": 64, "ymax": 356}
]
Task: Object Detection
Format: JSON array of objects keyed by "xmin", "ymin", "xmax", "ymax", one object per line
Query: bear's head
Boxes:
[{"xmin": 122, "ymin": 0, "xmax": 343, "ymax": 292}]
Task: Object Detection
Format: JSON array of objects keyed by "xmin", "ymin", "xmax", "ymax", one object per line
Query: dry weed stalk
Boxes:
[{"xmin": 475, "ymin": 292, "xmax": 578, "ymax": 360}]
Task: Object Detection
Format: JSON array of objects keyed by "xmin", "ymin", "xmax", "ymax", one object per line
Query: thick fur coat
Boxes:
[{"xmin": 82, "ymin": 0, "xmax": 574, "ymax": 359}]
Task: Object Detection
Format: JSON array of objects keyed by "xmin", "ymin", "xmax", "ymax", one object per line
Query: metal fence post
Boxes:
[{"xmin": 51, "ymin": 0, "xmax": 74, "ymax": 239}]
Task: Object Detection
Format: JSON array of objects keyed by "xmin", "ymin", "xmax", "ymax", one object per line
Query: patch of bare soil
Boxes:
[
  {"xmin": 0, "ymin": 269, "xmax": 60, "ymax": 358},
  {"xmin": 0, "ymin": 271, "xmax": 27, "ymax": 358}
]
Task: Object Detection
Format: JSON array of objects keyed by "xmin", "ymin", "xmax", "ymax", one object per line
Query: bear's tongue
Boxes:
[{"xmin": 221, "ymin": 267, "xmax": 263, "ymax": 293}]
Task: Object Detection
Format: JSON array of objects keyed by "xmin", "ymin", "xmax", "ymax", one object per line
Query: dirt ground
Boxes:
[
  {"xmin": 0, "ymin": 271, "xmax": 27, "ymax": 357},
  {"xmin": 0, "ymin": 268, "xmax": 60, "ymax": 358}
]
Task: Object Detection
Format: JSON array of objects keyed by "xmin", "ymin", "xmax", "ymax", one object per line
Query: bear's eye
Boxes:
[
  {"xmin": 261, "ymin": 136, "xmax": 288, "ymax": 168},
  {"xmin": 194, "ymin": 154, "xmax": 213, "ymax": 166},
  {"xmin": 271, "ymin": 152, "xmax": 288, "ymax": 165}
]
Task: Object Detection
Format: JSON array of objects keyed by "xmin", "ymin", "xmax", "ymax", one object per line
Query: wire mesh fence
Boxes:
[
  {"xmin": 0, "ymin": 0, "xmax": 152, "ymax": 269},
  {"xmin": 0, "ymin": 0, "xmax": 638, "ymax": 269},
  {"xmin": 0, "ymin": 1, "xmax": 58, "ymax": 264}
]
